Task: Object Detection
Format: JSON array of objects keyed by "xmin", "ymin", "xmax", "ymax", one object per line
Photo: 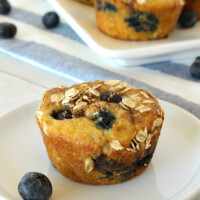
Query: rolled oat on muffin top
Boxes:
[{"xmin": 35, "ymin": 80, "xmax": 164, "ymax": 185}]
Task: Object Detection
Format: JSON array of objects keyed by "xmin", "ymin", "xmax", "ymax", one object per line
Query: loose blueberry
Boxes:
[
  {"xmin": 178, "ymin": 10, "xmax": 197, "ymax": 28},
  {"xmin": 103, "ymin": 2, "xmax": 117, "ymax": 12},
  {"xmin": 0, "ymin": 23, "xmax": 17, "ymax": 38},
  {"xmin": 51, "ymin": 109, "xmax": 72, "ymax": 120},
  {"xmin": 0, "ymin": 0, "xmax": 11, "ymax": 14},
  {"xmin": 42, "ymin": 11, "xmax": 60, "ymax": 28},
  {"xmin": 190, "ymin": 57, "xmax": 200, "ymax": 78},
  {"xmin": 125, "ymin": 10, "xmax": 159, "ymax": 32},
  {"xmin": 100, "ymin": 91, "xmax": 122, "ymax": 103},
  {"xmin": 18, "ymin": 172, "xmax": 52, "ymax": 200},
  {"xmin": 94, "ymin": 110, "xmax": 115, "ymax": 130}
]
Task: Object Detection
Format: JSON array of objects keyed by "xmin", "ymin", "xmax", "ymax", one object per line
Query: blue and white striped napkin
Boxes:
[{"xmin": 0, "ymin": 0, "xmax": 200, "ymax": 119}]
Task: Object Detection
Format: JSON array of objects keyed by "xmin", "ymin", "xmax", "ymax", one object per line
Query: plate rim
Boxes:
[{"xmin": 0, "ymin": 99, "xmax": 199, "ymax": 200}]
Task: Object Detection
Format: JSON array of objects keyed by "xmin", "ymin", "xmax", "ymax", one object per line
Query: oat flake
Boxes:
[
  {"xmin": 152, "ymin": 118, "xmax": 162, "ymax": 131},
  {"xmin": 89, "ymin": 87, "xmax": 100, "ymax": 97},
  {"xmin": 65, "ymin": 88, "xmax": 79, "ymax": 98},
  {"xmin": 122, "ymin": 97, "xmax": 136, "ymax": 109},
  {"xmin": 51, "ymin": 93, "xmax": 65, "ymax": 103},
  {"xmin": 35, "ymin": 110, "xmax": 43, "ymax": 121},
  {"xmin": 110, "ymin": 140, "xmax": 124, "ymax": 151},
  {"xmin": 136, "ymin": 127, "xmax": 148, "ymax": 143},
  {"xmin": 105, "ymin": 80, "xmax": 121, "ymax": 86},
  {"xmin": 84, "ymin": 158, "xmax": 94, "ymax": 173}
]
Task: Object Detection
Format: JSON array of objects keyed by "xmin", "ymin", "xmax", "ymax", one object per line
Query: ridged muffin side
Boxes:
[{"xmin": 35, "ymin": 80, "xmax": 164, "ymax": 185}]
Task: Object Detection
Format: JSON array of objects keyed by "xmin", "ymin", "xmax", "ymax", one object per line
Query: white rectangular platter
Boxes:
[{"xmin": 48, "ymin": 0, "xmax": 200, "ymax": 66}]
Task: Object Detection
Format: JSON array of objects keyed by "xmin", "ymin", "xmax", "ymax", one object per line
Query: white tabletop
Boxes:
[{"xmin": 0, "ymin": 51, "xmax": 75, "ymax": 114}]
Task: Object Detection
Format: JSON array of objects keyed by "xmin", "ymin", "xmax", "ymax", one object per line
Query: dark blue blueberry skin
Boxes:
[
  {"xmin": 51, "ymin": 109, "xmax": 72, "ymax": 120},
  {"xmin": 0, "ymin": 23, "xmax": 17, "ymax": 38},
  {"xmin": 0, "ymin": 0, "xmax": 11, "ymax": 14},
  {"xmin": 18, "ymin": 172, "xmax": 52, "ymax": 200},
  {"xmin": 178, "ymin": 10, "xmax": 197, "ymax": 28},
  {"xmin": 190, "ymin": 57, "xmax": 200, "ymax": 78},
  {"xmin": 42, "ymin": 12, "xmax": 60, "ymax": 28},
  {"xmin": 94, "ymin": 110, "xmax": 115, "ymax": 130},
  {"xmin": 100, "ymin": 91, "xmax": 122, "ymax": 103},
  {"xmin": 103, "ymin": 2, "xmax": 117, "ymax": 12},
  {"xmin": 125, "ymin": 9, "xmax": 159, "ymax": 32}
]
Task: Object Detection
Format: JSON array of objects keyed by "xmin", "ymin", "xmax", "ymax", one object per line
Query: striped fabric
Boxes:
[{"xmin": 0, "ymin": 0, "xmax": 200, "ymax": 119}]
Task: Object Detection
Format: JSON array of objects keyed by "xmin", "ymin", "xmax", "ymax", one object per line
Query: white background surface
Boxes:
[{"xmin": 0, "ymin": 52, "xmax": 74, "ymax": 114}]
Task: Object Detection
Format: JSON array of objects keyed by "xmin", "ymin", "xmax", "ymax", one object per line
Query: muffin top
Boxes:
[
  {"xmin": 119, "ymin": 0, "xmax": 185, "ymax": 9},
  {"xmin": 36, "ymin": 80, "xmax": 164, "ymax": 156}
]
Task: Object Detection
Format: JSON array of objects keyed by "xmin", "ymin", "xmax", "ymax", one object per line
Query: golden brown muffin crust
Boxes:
[
  {"xmin": 36, "ymin": 80, "xmax": 164, "ymax": 184},
  {"xmin": 94, "ymin": 0, "xmax": 184, "ymax": 40}
]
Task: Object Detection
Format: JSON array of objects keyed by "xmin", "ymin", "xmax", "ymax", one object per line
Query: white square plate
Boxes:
[{"xmin": 47, "ymin": 0, "xmax": 200, "ymax": 66}]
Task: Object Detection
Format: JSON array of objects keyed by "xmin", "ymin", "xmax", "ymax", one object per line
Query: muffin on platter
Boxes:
[
  {"xmin": 94, "ymin": 0, "xmax": 185, "ymax": 40},
  {"xmin": 35, "ymin": 80, "xmax": 164, "ymax": 185}
]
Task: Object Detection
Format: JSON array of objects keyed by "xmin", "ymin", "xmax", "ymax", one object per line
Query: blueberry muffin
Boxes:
[
  {"xmin": 184, "ymin": 0, "xmax": 200, "ymax": 19},
  {"xmin": 74, "ymin": 0, "xmax": 94, "ymax": 5},
  {"xmin": 35, "ymin": 80, "xmax": 164, "ymax": 185},
  {"xmin": 94, "ymin": 0, "xmax": 185, "ymax": 40}
]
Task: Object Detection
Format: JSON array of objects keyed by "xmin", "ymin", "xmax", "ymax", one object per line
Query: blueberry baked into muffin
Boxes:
[
  {"xmin": 184, "ymin": 0, "xmax": 200, "ymax": 20},
  {"xmin": 74, "ymin": 0, "xmax": 94, "ymax": 5},
  {"xmin": 94, "ymin": 0, "xmax": 185, "ymax": 40},
  {"xmin": 35, "ymin": 80, "xmax": 164, "ymax": 185}
]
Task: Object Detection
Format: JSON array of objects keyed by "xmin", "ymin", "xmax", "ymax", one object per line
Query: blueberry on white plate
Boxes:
[{"xmin": 18, "ymin": 172, "xmax": 52, "ymax": 200}]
